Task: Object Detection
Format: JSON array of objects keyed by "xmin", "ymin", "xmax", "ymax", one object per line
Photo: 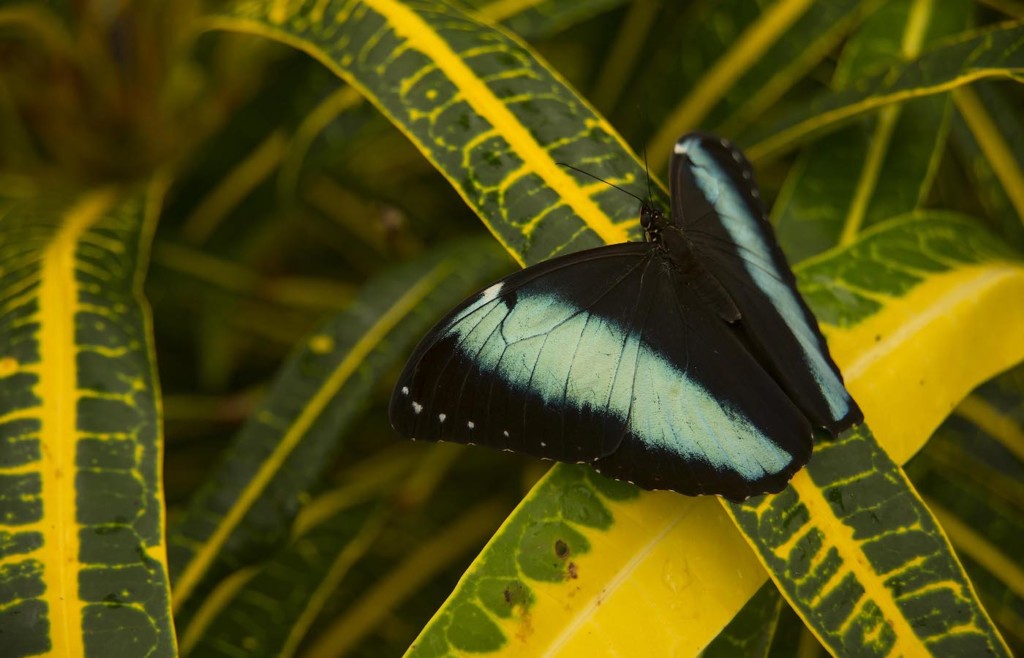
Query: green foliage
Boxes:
[{"xmin": 1, "ymin": 1, "xmax": 1022, "ymax": 656}]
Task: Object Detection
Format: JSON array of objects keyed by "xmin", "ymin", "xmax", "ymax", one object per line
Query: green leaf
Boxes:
[
  {"xmin": 774, "ymin": 0, "xmax": 971, "ymax": 261},
  {"xmin": 0, "ymin": 186, "xmax": 175, "ymax": 657},
  {"xmin": 728, "ymin": 422, "xmax": 1007, "ymax": 657},
  {"xmin": 905, "ymin": 364, "xmax": 1024, "ymax": 650},
  {"xmin": 646, "ymin": 0, "xmax": 875, "ymax": 167},
  {"xmin": 178, "ymin": 500, "xmax": 382, "ymax": 657},
  {"xmin": 300, "ymin": 494, "xmax": 510, "ymax": 658},
  {"xmin": 204, "ymin": 0, "xmax": 657, "ymax": 267},
  {"xmin": 950, "ymin": 80, "xmax": 1024, "ymax": 248},
  {"xmin": 743, "ymin": 21, "xmax": 1024, "ymax": 162},
  {"xmin": 166, "ymin": 238, "xmax": 511, "ymax": 628}
]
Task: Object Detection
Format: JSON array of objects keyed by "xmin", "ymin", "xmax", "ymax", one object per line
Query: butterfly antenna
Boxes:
[
  {"xmin": 641, "ymin": 143, "xmax": 654, "ymax": 207},
  {"xmin": 556, "ymin": 162, "xmax": 645, "ymax": 205},
  {"xmin": 636, "ymin": 103, "xmax": 655, "ymax": 208}
]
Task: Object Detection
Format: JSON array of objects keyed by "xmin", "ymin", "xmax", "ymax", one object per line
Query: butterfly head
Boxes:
[{"xmin": 640, "ymin": 201, "xmax": 668, "ymax": 242}]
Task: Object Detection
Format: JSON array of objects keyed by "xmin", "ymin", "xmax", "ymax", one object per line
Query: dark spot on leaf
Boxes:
[
  {"xmin": 502, "ymin": 580, "xmax": 528, "ymax": 608},
  {"xmin": 554, "ymin": 539, "xmax": 569, "ymax": 559},
  {"xmin": 828, "ymin": 488, "xmax": 845, "ymax": 512},
  {"xmin": 483, "ymin": 150, "xmax": 502, "ymax": 167},
  {"xmin": 567, "ymin": 562, "xmax": 578, "ymax": 579},
  {"xmin": 103, "ymin": 593, "xmax": 124, "ymax": 608},
  {"xmin": 875, "ymin": 334, "xmax": 881, "ymax": 342}
]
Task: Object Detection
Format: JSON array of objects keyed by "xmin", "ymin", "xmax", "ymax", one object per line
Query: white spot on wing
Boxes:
[
  {"xmin": 401, "ymin": 386, "xmax": 409, "ymax": 395},
  {"xmin": 503, "ymin": 430, "xmax": 509, "ymax": 437},
  {"xmin": 412, "ymin": 401, "xmax": 423, "ymax": 414},
  {"xmin": 438, "ymin": 413, "xmax": 446, "ymax": 423},
  {"xmin": 467, "ymin": 421, "xmax": 475, "ymax": 429}
]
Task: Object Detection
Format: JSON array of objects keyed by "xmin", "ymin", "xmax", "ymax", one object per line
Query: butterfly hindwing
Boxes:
[
  {"xmin": 670, "ymin": 134, "xmax": 863, "ymax": 435},
  {"xmin": 589, "ymin": 258, "xmax": 812, "ymax": 499}
]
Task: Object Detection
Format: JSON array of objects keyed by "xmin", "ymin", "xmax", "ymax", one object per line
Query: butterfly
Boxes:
[{"xmin": 389, "ymin": 133, "xmax": 862, "ymax": 501}]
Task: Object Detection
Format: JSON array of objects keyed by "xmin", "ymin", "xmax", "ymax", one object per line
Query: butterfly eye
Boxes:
[{"xmin": 640, "ymin": 203, "xmax": 659, "ymax": 228}]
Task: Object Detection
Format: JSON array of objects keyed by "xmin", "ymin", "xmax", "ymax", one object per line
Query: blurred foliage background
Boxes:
[{"xmin": 2, "ymin": 0, "xmax": 1023, "ymax": 656}]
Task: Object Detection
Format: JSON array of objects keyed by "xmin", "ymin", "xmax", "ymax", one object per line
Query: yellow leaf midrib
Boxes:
[
  {"xmin": 366, "ymin": 0, "xmax": 629, "ymax": 250},
  {"xmin": 790, "ymin": 474, "xmax": 925, "ymax": 654},
  {"xmin": 37, "ymin": 190, "xmax": 117, "ymax": 657}
]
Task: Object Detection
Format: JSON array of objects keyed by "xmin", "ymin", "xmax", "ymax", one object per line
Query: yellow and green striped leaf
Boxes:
[
  {"xmin": 743, "ymin": 21, "xmax": 1024, "ymax": 162},
  {"xmin": 408, "ymin": 213, "xmax": 1022, "ymax": 656},
  {"xmin": 0, "ymin": 186, "xmax": 175, "ymax": 657},
  {"xmin": 177, "ymin": 500, "xmax": 382, "ymax": 657},
  {"xmin": 711, "ymin": 0, "xmax": 881, "ymax": 136},
  {"xmin": 949, "ymin": 80, "xmax": 1024, "ymax": 248},
  {"xmin": 726, "ymin": 425, "xmax": 1001, "ymax": 656},
  {"xmin": 179, "ymin": 436, "xmax": 517, "ymax": 657},
  {"xmin": 166, "ymin": 238, "xmax": 511, "ymax": 629},
  {"xmin": 646, "ymin": 0, "xmax": 875, "ymax": 168},
  {"xmin": 905, "ymin": 364, "xmax": 1024, "ymax": 649},
  {"xmin": 204, "ymin": 0, "xmax": 654, "ymax": 267},
  {"xmin": 774, "ymin": 0, "xmax": 969, "ymax": 261},
  {"xmin": 270, "ymin": 487, "xmax": 509, "ymax": 658}
]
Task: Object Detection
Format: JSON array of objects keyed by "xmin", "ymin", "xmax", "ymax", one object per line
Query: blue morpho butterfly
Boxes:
[{"xmin": 390, "ymin": 133, "xmax": 862, "ymax": 501}]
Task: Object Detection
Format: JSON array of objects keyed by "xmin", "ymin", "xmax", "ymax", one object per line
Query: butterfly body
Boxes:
[{"xmin": 390, "ymin": 134, "xmax": 862, "ymax": 501}]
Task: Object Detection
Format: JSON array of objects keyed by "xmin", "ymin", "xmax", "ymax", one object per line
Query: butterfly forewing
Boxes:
[
  {"xmin": 671, "ymin": 134, "xmax": 863, "ymax": 435},
  {"xmin": 390, "ymin": 244, "xmax": 655, "ymax": 464}
]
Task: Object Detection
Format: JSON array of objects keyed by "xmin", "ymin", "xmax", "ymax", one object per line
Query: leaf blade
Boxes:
[
  {"xmin": 744, "ymin": 21, "xmax": 1024, "ymax": 162},
  {"xmin": 0, "ymin": 186, "xmax": 175, "ymax": 657},
  {"xmin": 205, "ymin": 0, "xmax": 657, "ymax": 266},
  {"xmin": 166, "ymin": 238, "xmax": 512, "ymax": 628}
]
